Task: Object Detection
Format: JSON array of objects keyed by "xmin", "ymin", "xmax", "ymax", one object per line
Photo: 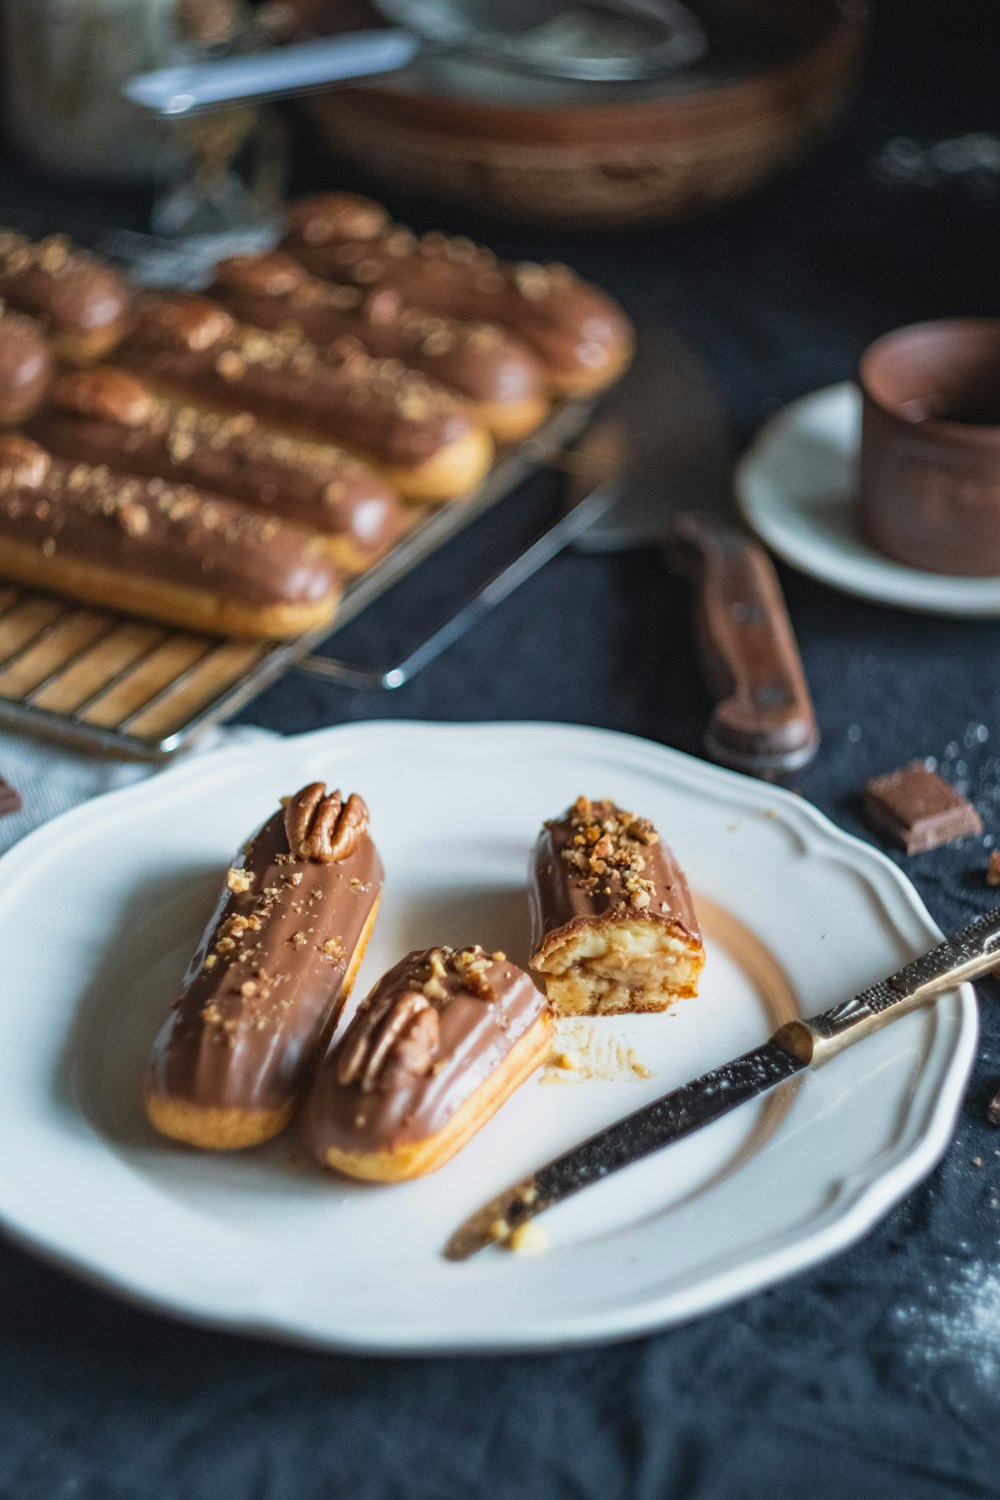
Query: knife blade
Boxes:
[
  {"xmin": 444, "ymin": 1041, "xmax": 802, "ymax": 1261},
  {"xmin": 571, "ymin": 320, "xmax": 819, "ymax": 778},
  {"xmin": 444, "ymin": 907, "xmax": 1000, "ymax": 1260}
]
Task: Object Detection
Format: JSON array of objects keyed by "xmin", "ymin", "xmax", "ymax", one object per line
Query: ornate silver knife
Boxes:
[{"xmin": 445, "ymin": 907, "xmax": 1000, "ymax": 1260}]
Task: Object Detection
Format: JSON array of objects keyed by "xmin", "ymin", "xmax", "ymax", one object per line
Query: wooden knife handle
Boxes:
[{"xmin": 670, "ymin": 511, "xmax": 819, "ymax": 776}]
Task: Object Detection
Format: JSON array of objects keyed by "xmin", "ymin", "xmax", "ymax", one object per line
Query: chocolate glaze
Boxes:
[
  {"xmin": 280, "ymin": 194, "xmax": 633, "ymax": 391},
  {"xmin": 0, "ymin": 230, "xmax": 130, "ymax": 346},
  {"xmin": 0, "ymin": 434, "xmax": 337, "ymax": 607},
  {"xmin": 28, "ymin": 366, "xmax": 402, "ymax": 559},
  {"xmin": 148, "ymin": 790, "xmax": 383, "ymax": 1114},
  {"xmin": 210, "ymin": 251, "xmax": 546, "ymax": 410},
  {"xmin": 529, "ymin": 797, "xmax": 701, "ymax": 965},
  {"xmin": 119, "ymin": 293, "xmax": 476, "ymax": 469},
  {"xmin": 0, "ymin": 308, "xmax": 51, "ymax": 423},
  {"xmin": 302, "ymin": 945, "xmax": 548, "ymax": 1157}
]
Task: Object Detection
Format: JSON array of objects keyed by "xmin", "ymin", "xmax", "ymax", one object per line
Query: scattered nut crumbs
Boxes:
[
  {"xmin": 543, "ymin": 1019, "xmax": 654, "ymax": 1086},
  {"xmin": 505, "ymin": 1221, "xmax": 549, "ymax": 1255},
  {"xmin": 226, "ymin": 867, "xmax": 253, "ymax": 893}
]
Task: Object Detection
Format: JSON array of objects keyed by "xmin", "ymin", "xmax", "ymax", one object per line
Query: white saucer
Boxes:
[
  {"xmin": 735, "ymin": 382, "xmax": 1000, "ymax": 616},
  {"xmin": 0, "ymin": 722, "xmax": 976, "ymax": 1352}
]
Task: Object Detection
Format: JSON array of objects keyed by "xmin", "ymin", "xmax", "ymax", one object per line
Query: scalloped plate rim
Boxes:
[{"xmin": 0, "ymin": 721, "xmax": 978, "ymax": 1353}]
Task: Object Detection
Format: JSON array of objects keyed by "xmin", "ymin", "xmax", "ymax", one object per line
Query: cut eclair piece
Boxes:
[
  {"xmin": 210, "ymin": 251, "xmax": 550, "ymax": 443},
  {"xmin": 529, "ymin": 796, "xmax": 704, "ymax": 1016},
  {"xmin": 28, "ymin": 366, "xmax": 403, "ymax": 575},
  {"xmin": 146, "ymin": 783, "xmax": 384, "ymax": 1150},
  {"xmin": 0, "ymin": 435, "xmax": 340, "ymax": 639},
  {"xmin": 118, "ymin": 293, "xmax": 493, "ymax": 504},
  {"xmin": 302, "ymin": 945, "xmax": 554, "ymax": 1182}
]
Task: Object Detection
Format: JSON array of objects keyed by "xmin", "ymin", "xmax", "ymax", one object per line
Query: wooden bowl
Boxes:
[{"xmin": 290, "ymin": 0, "xmax": 867, "ymax": 228}]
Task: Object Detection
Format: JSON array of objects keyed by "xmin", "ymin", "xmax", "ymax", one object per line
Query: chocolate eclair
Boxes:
[
  {"xmin": 302, "ymin": 945, "xmax": 553, "ymax": 1182},
  {"xmin": 281, "ymin": 193, "xmax": 634, "ymax": 397},
  {"xmin": 0, "ymin": 228, "xmax": 130, "ymax": 364},
  {"xmin": 29, "ymin": 366, "xmax": 402, "ymax": 575},
  {"xmin": 529, "ymin": 797, "xmax": 704, "ymax": 1015},
  {"xmin": 146, "ymin": 783, "xmax": 383, "ymax": 1150},
  {"xmin": 119, "ymin": 293, "xmax": 493, "ymax": 503},
  {"xmin": 0, "ymin": 434, "xmax": 340, "ymax": 640},
  {"xmin": 210, "ymin": 251, "xmax": 550, "ymax": 443}
]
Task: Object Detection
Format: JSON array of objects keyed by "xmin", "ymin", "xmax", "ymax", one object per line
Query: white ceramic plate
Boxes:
[
  {"xmin": 0, "ymin": 722, "xmax": 977, "ymax": 1352},
  {"xmin": 736, "ymin": 382, "xmax": 1000, "ymax": 616}
]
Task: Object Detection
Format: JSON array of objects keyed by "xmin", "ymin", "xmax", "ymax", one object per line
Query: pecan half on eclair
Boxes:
[
  {"xmin": 145, "ymin": 782, "xmax": 383, "ymax": 1150},
  {"xmin": 528, "ymin": 796, "xmax": 704, "ymax": 1016},
  {"xmin": 302, "ymin": 945, "xmax": 553, "ymax": 1182}
]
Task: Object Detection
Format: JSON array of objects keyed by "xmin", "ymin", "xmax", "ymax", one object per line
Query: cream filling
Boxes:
[{"xmin": 536, "ymin": 920, "xmax": 703, "ymax": 1016}]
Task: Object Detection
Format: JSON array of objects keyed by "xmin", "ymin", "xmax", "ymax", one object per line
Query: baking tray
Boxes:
[{"xmin": 0, "ymin": 394, "xmax": 599, "ymax": 759}]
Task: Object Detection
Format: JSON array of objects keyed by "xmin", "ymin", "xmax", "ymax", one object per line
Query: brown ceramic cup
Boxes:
[{"xmin": 859, "ymin": 319, "xmax": 1000, "ymax": 577}]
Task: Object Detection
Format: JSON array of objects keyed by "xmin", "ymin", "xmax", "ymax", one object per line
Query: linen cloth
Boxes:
[{"xmin": 0, "ymin": 726, "xmax": 271, "ymax": 856}]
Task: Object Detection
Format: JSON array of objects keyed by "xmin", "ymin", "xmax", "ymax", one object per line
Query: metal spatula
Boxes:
[{"xmin": 574, "ymin": 322, "xmax": 819, "ymax": 778}]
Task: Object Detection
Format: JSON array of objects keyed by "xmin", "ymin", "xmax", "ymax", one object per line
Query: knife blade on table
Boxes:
[
  {"xmin": 571, "ymin": 320, "xmax": 819, "ymax": 778},
  {"xmin": 445, "ymin": 908, "xmax": 1000, "ymax": 1259}
]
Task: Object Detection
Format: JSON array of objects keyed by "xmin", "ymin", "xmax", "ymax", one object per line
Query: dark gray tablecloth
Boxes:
[{"xmin": 2, "ymin": 1, "xmax": 1000, "ymax": 1495}]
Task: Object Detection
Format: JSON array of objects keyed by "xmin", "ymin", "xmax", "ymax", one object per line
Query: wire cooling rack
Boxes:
[{"xmin": 0, "ymin": 394, "xmax": 603, "ymax": 758}]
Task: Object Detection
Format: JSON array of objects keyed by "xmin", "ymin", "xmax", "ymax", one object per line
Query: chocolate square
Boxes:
[{"xmin": 863, "ymin": 762, "xmax": 982, "ymax": 855}]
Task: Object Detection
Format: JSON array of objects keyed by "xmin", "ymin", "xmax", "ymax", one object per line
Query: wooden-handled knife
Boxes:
[{"xmin": 669, "ymin": 511, "xmax": 819, "ymax": 775}]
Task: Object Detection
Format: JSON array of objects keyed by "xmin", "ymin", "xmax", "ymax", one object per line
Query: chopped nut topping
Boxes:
[
  {"xmin": 514, "ymin": 263, "xmax": 551, "ymax": 300},
  {"xmin": 557, "ymin": 796, "xmax": 658, "ymax": 909},
  {"xmin": 215, "ymin": 350, "xmax": 246, "ymax": 381},
  {"xmin": 118, "ymin": 500, "xmax": 149, "ymax": 537},
  {"xmin": 226, "ymin": 867, "xmax": 253, "ymax": 894}
]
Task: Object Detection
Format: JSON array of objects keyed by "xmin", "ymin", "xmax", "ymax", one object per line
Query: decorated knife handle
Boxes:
[
  {"xmin": 670, "ymin": 511, "xmax": 819, "ymax": 777},
  {"xmin": 774, "ymin": 907, "xmax": 1000, "ymax": 1068}
]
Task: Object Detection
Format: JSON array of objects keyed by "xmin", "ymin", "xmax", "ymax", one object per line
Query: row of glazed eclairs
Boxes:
[
  {"xmin": 145, "ymin": 785, "xmax": 705, "ymax": 1182},
  {"xmin": 0, "ymin": 200, "xmax": 633, "ymax": 639}
]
